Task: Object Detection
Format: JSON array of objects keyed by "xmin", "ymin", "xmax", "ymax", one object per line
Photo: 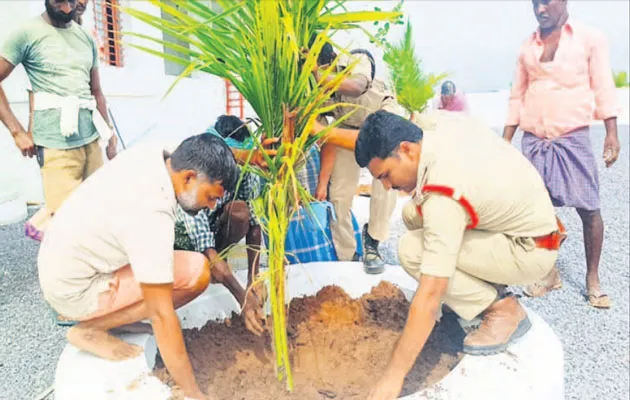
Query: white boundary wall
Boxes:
[{"xmin": 0, "ymin": 2, "xmax": 628, "ymax": 205}]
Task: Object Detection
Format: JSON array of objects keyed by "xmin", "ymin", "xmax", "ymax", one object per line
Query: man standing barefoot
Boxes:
[{"xmin": 503, "ymin": 0, "xmax": 620, "ymax": 308}]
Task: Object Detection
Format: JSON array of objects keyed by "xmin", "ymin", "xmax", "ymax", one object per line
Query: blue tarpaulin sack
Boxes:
[{"xmin": 264, "ymin": 201, "xmax": 363, "ymax": 265}]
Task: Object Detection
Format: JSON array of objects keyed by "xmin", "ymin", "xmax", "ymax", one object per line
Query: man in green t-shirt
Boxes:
[{"xmin": 0, "ymin": 0, "xmax": 117, "ymax": 216}]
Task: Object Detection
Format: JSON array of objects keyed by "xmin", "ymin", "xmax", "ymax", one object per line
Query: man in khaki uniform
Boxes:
[
  {"xmin": 314, "ymin": 44, "xmax": 399, "ymax": 273},
  {"xmin": 352, "ymin": 110, "xmax": 563, "ymax": 400}
]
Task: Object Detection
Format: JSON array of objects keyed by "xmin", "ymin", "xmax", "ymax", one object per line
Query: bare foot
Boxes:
[
  {"xmin": 523, "ymin": 266, "xmax": 562, "ymax": 297},
  {"xmin": 67, "ymin": 326, "xmax": 143, "ymax": 361},
  {"xmin": 110, "ymin": 322, "xmax": 154, "ymax": 335}
]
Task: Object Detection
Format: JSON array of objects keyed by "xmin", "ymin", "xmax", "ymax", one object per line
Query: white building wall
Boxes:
[
  {"xmin": 0, "ymin": 1, "xmax": 231, "ymax": 203},
  {"xmin": 81, "ymin": 0, "xmax": 231, "ymax": 146},
  {"xmin": 0, "ymin": 2, "xmax": 628, "ymax": 204}
]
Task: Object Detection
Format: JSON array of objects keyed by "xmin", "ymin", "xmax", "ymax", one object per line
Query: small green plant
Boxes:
[
  {"xmin": 613, "ymin": 70, "xmax": 629, "ymax": 88},
  {"xmin": 382, "ymin": 21, "xmax": 446, "ymax": 114}
]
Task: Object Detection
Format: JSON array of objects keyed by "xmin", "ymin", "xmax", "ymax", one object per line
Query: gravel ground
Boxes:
[
  {"xmin": 0, "ymin": 125, "xmax": 627, "ymax": 400},
  {"xmin": 0, "ymin": 207, "xmax": 63, "ymax": 400}
]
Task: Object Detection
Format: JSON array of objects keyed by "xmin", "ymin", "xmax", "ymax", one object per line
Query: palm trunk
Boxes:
[
  {"xmin": 124, "ymin": 1, "xmax": 403, "ymax": 393},
  {"xmin": 266, "ymin": 186, "xmax": 293, "ymax": 389},
  {"xmin": 265, "ymin": 108, "xmax": 297, "ymax": 390}
]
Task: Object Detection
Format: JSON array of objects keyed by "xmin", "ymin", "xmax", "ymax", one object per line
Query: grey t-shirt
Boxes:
[{"xmin": 1, "ymin": 16, "xmax": 100, "ymax": 149}]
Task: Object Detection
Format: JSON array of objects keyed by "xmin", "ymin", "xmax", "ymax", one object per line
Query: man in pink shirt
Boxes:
[
  {"xmin": 435, "ymin": 80, "xmax": 469, "ymax": 112},
  {"xmin": 503, "ymin": 0, "xmax": 621, "ymax": 309}
]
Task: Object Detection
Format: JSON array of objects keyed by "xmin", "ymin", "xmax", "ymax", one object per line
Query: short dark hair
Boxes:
[
  {"xmin": 318, "ymin": 42, "xmax": 336, "ymax": 66},
  {"xmin": 170, "ymin": 134, "xmax": 239, "ymax": 193},
  {"xmin": 441, "ymin": 80, "xmax": 456, "ymax": 96},
  {"xmin": 308, "ymin": 34, "xmax": 336, "ymax": 66},
  {"xmin": 214, "ymin": 115, "xmax": 251, "ymax": 143},
  {"xmin": 355, "ymin": 110, "xmax": 423, "ymax": 168}
]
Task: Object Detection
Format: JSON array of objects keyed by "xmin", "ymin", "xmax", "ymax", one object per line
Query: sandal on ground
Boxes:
[{"xmin": 586, "ymin": 291, "xmax": 611, "ymax": 309}]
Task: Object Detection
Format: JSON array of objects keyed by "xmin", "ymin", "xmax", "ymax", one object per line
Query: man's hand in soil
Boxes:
[
  {"xmin": 204, "ymin": 247, "xmax": 265, "ymax": 336},
  {"xmin": 371, "ymin": 275, "xmax": 449, "ymax": 400},
  {"xmin": 184, "ymin": 390, "xmax": 212, "ymax": 400},
  {"xmin": 367, "ymin": 371, "xmax": 405, "ymax": 400},
  {"xmin": 242, "ymin": 289, "xmax": 265, "ymax": 336},
  {"xmin": 142, "ymin": 284, "xmax": 205, "ymax": 399}
]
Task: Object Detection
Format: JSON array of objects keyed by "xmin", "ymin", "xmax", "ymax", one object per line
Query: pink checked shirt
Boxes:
[{"xmin": 506, "ymin": 21, "xmax": 619, "ymax": 139}]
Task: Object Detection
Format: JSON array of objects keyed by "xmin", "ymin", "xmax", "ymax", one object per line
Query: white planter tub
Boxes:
[{"xmin": 54, "ymin": 262, "xmax": 564, "ymax": 400}]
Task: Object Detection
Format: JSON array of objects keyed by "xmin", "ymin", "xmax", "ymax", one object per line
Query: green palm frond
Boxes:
[
  {"xmin": 123, "ymin": 0, "xmax": 402, "ymax": 391},
  {"xmin": 613, "ymin": 70, "xmax": 629, "ymax": 88},
  {"xmin": 383, "ymin": 21, "xmax": 446, "ymax": 114}
]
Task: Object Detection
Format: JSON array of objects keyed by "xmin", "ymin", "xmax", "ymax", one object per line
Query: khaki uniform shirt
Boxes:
[
  {"xmin": 332, "ymin": 52, "xmax": 402, "ymax": 127},
  {"xmin": 410, "ymin": 111, "xmax": 557, "ymax": 278},
  {"xmin": 38, "ymin": 143, "xmax": 178, "ymax": 318}
]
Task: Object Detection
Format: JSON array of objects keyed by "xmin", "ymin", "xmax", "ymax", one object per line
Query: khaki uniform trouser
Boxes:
[
  {"xmin": 329, "ymin": 146, "xmax": 397, "ymax": 260},
  {"xmin": 399, "ymin": 200, "xmax": 557, "ymax": 321},
  {"xmin": 39, "ymin": 140, "xmax": 104, "ymax": 213}
]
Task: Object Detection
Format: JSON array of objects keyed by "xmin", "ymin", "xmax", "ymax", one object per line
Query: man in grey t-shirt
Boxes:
[{"xmin": 0, "ymin": 0, "xmax": 117, "ymax": 215}]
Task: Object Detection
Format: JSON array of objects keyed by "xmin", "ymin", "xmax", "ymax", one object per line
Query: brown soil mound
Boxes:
[{"xmin": 155, "ymin": 282, "xmax": 464, "ymax": 399}]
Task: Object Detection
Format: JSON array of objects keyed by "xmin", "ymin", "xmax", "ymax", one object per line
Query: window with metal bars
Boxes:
[{"xmin": 92, "ymin": 0, "xmax": 124, "ymax": 67}]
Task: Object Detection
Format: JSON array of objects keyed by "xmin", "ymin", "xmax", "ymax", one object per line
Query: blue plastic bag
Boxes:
[{"xmin": 263, "ymin": 201, "xmax": 363, "ymax": 265}]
